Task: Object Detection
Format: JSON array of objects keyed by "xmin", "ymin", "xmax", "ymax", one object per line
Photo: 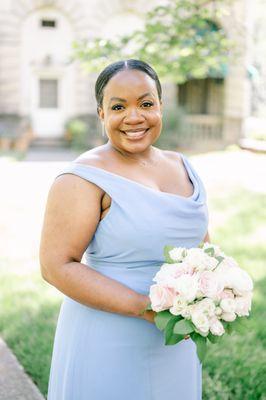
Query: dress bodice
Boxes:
[{"xmin": 55, "ymin": 152, "xmax": 208, "ymax": 294}]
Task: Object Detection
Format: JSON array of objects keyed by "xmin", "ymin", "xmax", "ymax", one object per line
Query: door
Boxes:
[{"xmin": 31, "ymin": 77, "xmax": 64, "ymax": 137}]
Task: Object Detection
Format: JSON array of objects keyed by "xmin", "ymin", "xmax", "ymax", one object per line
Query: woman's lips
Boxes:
[{"xmin": 121, "ymin": 129, "xmax": 149, "ymax": 140}]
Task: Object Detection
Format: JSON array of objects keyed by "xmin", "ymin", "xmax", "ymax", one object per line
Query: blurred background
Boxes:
[{"xmin": 0, "ymin": 1, "xmax": 265, "ymax": 399}]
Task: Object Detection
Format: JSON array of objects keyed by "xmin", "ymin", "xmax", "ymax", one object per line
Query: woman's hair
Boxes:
[{"xmin": 95, "ymin": 59, "xmax": 162, "ymax": 113}]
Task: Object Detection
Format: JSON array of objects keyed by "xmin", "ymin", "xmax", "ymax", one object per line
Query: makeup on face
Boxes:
[{"xmin": 98, "ymin": 69, "xmax": 162, "ymax": 153}]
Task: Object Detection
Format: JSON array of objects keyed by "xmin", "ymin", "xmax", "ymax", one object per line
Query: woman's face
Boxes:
[{"xmin": 98, "ymin": 69, "xmax": 162, "ymax": 154}]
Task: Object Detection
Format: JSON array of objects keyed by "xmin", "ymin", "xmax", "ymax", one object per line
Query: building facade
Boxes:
[{"xmin": 0, "ymin": 0, "xmax": 255, "ymax": 150}]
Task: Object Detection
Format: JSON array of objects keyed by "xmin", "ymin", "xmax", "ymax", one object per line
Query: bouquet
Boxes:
[{"xmin": 146, "ymin": 243, "xmax": 253, "ymax": 363}]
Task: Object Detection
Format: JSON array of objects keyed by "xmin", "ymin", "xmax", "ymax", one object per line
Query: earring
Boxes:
[{"xmin": 101, "ymin": 122, "xmax": 106, "ymax": 137}]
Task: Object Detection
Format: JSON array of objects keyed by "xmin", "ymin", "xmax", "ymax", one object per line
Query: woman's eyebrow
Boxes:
[{"xmin": 109, "ymin": 92, "xmax": 153, "ymax": 105}]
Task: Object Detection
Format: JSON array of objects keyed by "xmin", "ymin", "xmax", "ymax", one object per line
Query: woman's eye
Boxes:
[
  {"xmin": 142, "ymin": 102, "xmax": 153, "ymax": 107},
  {"xmin": 111, "ymin": 104, "xmax": 124, "ymax": 111},
  {"xmin": 111, "ymin": 102, "xmax": 153, "ymax": 111}
]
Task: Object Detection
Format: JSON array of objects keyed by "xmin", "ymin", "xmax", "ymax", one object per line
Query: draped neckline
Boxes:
[{"xmin": 72, "ymin": 153, "xmax": 198, "ymax": 201}]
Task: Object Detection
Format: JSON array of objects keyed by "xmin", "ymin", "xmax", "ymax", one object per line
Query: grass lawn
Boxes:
[{"xmin": 0, "ymin": 165, "xmax": 265, "ymax": 399}]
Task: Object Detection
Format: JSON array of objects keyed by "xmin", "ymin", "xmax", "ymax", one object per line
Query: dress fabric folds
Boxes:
[{"xmin": 47, "ymin": 152, "xmax": 208, "ymax": 400}]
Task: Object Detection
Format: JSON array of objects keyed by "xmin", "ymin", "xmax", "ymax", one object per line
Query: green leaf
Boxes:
[
  {"xmin": 144, "ymin": 303, "xmax": 153, "ymax": 311},
  {"xmin": 164, "ymin": 317, "xmax": 184, "ymax": 345},
  {"xmin": 165, "ymin": 332, "xmax": 184, "ymax": 345},
  {"xmin": 215, "ymin": 255, "xmax": 225, "ymax": 266},
  {"xmin": 208, "ymin": 333, "xmax": 222, "ymax": 344},
  {"xmin": 226, "ymin": 323, "xmax": 234, "ymax": 335},
  {"xmin": 154, "ymin": 310, "xmax": 173, "ymax": 331},
  {"xmin": 191, "ymin": 333, "xmax": 208, "ymax": 364},
  {"xmin": 163, "ymin": 245, "xmax": 176, "ymax": 263},
  {"xmin": 231, "ymin": 317, "xmax": 250, "ymax": 334},
  {"xmin": 173, "ymin": 319, "xmax": 195, "ymax": 335},
  {"xmin": 204, "ymin": 247, "xmax": 215, "ymax": 257}
]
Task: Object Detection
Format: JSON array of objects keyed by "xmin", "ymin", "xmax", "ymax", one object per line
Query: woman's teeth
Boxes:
[{"xmin": 122, "ymin": 129, "xmax": 148, "ymax": 138}]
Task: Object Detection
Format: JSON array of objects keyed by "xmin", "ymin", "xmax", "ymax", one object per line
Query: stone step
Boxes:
[
  {"xmin": 0, "ymin": 337, "xmax": 45, "ymax": 400},
  {"xmin": 30, "ymin": 137, "xmax": 69, "ymax": 148}
]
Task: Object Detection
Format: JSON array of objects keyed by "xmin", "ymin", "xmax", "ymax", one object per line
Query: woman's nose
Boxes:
[{"xmin": 124, "ymin": 108, "xmax": 145, "ymax": 124}]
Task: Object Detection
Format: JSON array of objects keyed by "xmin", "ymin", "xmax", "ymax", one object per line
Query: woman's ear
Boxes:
[{"xmin": 97, "ymin": 106, "xmax": 104, "ymax": 121}]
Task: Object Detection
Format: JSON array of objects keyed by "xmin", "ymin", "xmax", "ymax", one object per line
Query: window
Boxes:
[
  {"xmin": 41, "ymin": 19, "xmax": 57, "ymax": 28},
  {"xmin": 39, "ymin": 79, "xmax": 58, "ymax": 108},
  {"xmin": 178, "ymin": 78, "xmax": 224, "ymax": 115}
]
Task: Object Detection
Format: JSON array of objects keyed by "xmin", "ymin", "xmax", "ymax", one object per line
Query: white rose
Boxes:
[
  {"xmin": 169, "ymin": 247, "xmax": 186, "ymax": 262},
  {"xmin": 235, "ymin": 293, "xmax": 252, "ymax": 317},
  {"xmin": 216, "ymin": 265, "xmax": 253, "ymax": 296},
  {"xmin": 202, "ymin": 242, "xmax": 226, "ymax": 258},
  {"xmin": 195, "ymin": 290, "xmax": 204, "ymax": 299},
  {"xmin": 209, "ymin": 317, "xmax": 225, "ymax": 336},
  {"xmin": 215, "ymin": 257, "xmax": 239, "ymax": 276},
  {"xmin": 228, "ymin": 268, "xmax": 253, "ymax": 295},
  {"xmin": 220, "ymin": 298, "xmax": 236, "ymax": 314},
  {"xmin": 152, "ymin": 263, "xmax": 181, "ymax": 287},
  {"xmin": 191, "ymin": 311, "xmax": 210, "ymax": 335},
  {"xmin": 173, "ymin": 274, "xmax": 199, "ymax": 302},
  {"xmin": 169, "ymin": 295, "xmax": 188, "ymax": 316},
  {"xmin": 221, "ymin": 312, "xmax": 236, "ymax": 322},
  {"xmin": 195, "ymin": 298, "xmax": 216, "ymax": 317},
  {"xmin": 180, "ymin": 305, "xmax": 193, "ymax": 319},
  {"xmin": 215, "ymin": 306, "xmax": 223, "ymax": 317},
  {"xmin": 184, "ymin": 248, "xmax": 218, "ymax": 272},
  {"xmin": 219, "ymin": 256, "xmax": 239, "ymax": 269}
]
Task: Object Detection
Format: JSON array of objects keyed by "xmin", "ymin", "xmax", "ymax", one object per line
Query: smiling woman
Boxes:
[
  {"xmin": 95, "ymin": 59, "xmax": 163, "ymax": 159},
  {"xmin": 40, "ymin": 59, "xmax": 209, "ymax": 400}
]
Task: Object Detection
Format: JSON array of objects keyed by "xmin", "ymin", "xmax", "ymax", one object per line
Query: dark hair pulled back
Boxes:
[{"xmin": 95, "ymin": 59, "xmax": 162, "ymax": 114}]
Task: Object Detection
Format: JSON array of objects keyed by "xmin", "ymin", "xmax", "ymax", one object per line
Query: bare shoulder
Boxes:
[
  {"xmin": 73, "ymin": 144, "xmax": 110, "ymax": 169},
  {"xmin": 52, "ymin": 145, "xmax": 110, "ymax": 196},
  {"xmin": 160, "ymin": 149, "xmax": 183, "ymax": 164}
]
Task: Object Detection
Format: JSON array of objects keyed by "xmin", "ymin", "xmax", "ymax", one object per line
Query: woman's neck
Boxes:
[{"xmin": 107, "ymin": 143, "xmax": 160, "ymax": 167}]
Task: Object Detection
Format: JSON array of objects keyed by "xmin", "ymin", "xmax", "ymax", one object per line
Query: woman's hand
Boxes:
[
  {"xmin": 141, "ymin": 309, "xmax": 157, "ymax": 324},
  {"xmin": 138, "ymin": 295, "xmax": 155, "ymax": 323},
  {"xmin": 137, "ymin": 295, "xmax": 191, "ymax": 337}
]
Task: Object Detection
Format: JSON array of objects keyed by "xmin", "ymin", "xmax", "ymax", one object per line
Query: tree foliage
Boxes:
[{"xmin": 72, "ymin": 0, "xmax": 235, "ymax": 83}]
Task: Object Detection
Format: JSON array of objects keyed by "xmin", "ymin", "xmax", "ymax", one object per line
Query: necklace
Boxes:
[{"xmin": 114, "ymin": 147, "xmax": 160, "ymax": 167}]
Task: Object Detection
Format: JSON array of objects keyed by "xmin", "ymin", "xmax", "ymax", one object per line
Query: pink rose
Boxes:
[
  {"xmin": 149, "ymin": 284, "xmax": 175, "ymax": 312},
  {"xmin": 198, "ymin": 271, "xmax": 223, "ymax": 299},
  {"xmin": 218, "ymin": 289, "xmax": 235, "ymax": 300},
  {"xmin": 153, "ymin": 263, "xmax": 193, "ymax": 287}
]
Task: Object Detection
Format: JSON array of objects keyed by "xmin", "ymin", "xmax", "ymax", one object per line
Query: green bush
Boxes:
[
  {"xmin": 65, "ymin": 114, "xmax": 106, "ymax": 150},
  {"xmin": 65, "ymin": 119, "xmax": 87, "ymax": 150},
  {"xmin": 156, "ymin": 106, "xmax": 187, "ymax": 149}
]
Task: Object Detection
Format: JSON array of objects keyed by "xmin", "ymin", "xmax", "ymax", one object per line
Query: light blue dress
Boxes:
[{"xmin": 47, "ymin": 152, "xmax": 208, "ymax": 400}]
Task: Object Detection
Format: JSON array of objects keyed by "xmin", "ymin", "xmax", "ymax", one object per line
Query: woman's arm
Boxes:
[
  {"xmin": 203, "ymin": 231, "xmax": 211, "ymax": 243},
  {"xmin": 39, "ymin": 174, "xmax": 149, "ymax": 319}
]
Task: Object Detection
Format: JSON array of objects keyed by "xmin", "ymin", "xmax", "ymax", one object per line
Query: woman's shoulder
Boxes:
[
  {"xmin": 159, "ymin": 148, "xmax": 183, "ymax": 165},
  {"xmin": 53, "ymin": 145, "xmax": 110, "ymax": 194},
  {"xmin": 73, "ymin": 145, "xmax": 109, "ymax": 169}
]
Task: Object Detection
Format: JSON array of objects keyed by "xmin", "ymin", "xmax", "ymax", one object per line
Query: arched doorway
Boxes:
[{"xmin": 21, "ymin": 8, "xmax": 75, "ymax": 138}]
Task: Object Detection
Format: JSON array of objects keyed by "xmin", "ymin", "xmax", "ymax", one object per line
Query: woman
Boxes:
[{"xmin": 40, "ymin": 59, "xmax": 209, "ymax": 400}]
